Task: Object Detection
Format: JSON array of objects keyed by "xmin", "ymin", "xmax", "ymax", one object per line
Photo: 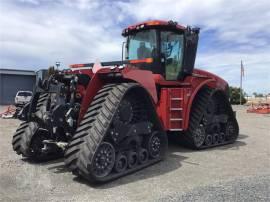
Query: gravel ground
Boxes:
[
  {"xmin": 159, "ymin": 175, "xmax": 270, "ymax": 202},
  {"xmin": 0, "ymin": 105, "xmax": 269, "ymax": 202}
]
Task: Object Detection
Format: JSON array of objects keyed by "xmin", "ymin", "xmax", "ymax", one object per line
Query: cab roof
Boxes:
[{"xmin": 122, "ymin": 20, "xmax": 186, "ymax": 36}]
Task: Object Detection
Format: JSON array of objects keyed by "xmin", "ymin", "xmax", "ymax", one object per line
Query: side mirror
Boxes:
[{"xmin": 122, "ymin": 41, "xmax": 127, "ymax": 61}]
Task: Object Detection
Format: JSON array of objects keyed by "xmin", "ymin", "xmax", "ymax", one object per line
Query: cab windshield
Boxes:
[
  {"xmin": 126, "ymin": 29, "xmax": 184, "ymax": 80},
  {"xmin": 127, "ymin": 29, "xmax": 157, "ymax": 60}
]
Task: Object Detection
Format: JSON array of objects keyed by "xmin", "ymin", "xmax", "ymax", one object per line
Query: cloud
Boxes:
[
  {"xmin": 0, "ymin": 0, "xmax": 269, "ymax": 94},
  {"xmin": 0, "ymin": 0, "xmax": 124, "ymax": 67},
  {"xmin": 121, "ymin": 0, "xmax": 270, "ymax": 43},
  {"xmin": 196, "ymin": 51, "xmax": 270, "ymax": 94}
]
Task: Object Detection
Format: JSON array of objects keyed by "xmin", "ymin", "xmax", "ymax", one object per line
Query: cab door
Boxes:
[{"xmin": 160, "ymin": 31, "xmax": 184, "ymax": 80}]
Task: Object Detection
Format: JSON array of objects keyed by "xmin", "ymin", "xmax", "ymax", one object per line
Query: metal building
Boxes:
[{"xmin": 0, "ymin": 69, "xmax": 36, "ymax": 105}]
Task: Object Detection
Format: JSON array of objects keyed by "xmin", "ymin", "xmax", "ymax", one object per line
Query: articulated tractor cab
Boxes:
[{"xmin": 12, "ymin": 20, "xmax": 239, "ymax": 183}]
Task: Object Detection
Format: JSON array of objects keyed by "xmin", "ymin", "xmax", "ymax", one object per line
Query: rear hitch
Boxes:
[{"xmin": 42, "ymin": 140, "xmax": 68, "ymax": 153}]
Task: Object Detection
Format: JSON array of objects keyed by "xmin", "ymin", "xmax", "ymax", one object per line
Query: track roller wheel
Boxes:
[
  {"xmin": 219, "ymin": 132, "xmax": 225, "ymax": 143},
  {"xmin": 213, "ymin": 133, "xmax": 219, "ymax": 144},
  {"xmin": 91, "ymin": 142, "xmax": 115, "ymax": 178},
  {"xmin": 205, "ymin": 135, "xmax": 212, "ymax": 146},
  {"xmin": 114, "ymin": 153, "xmax": 128, "ymax": 173},
  {"xmin": 138, "ymin": 148, "xmax": 148, "ymax": 164},
  {"xmin": 127, "ymin": 151, "xmax": 138, "ymax": 169}
]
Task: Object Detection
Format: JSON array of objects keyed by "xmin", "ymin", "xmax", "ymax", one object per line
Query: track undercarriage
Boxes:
[
  {"xmin": 183, "ymin": 87, "xmax": 239, "ymax": 149},
  {"xmin": 64, "ymin": 83, "xmax": 168, "ymax": 182}
]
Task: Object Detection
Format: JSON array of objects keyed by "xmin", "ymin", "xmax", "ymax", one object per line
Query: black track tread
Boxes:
[
  {"xmin": 184, "ymin": 88, "xmax": 212, "ymax": 149},
  {"xmin": 34, "ymin": 93, "xmax": 50, "ymax": 121},
  {"xmin": 76, "ymin": 124, "xmax": 91, "ymax": 134},
  {"xmin": 15, "ymin": 121, "xmax": 63, "ymax": 161},
  {"xmin": 80, "ymin": 114, "xmax": 98, "ymax": 124},
  {"xmin": 66, "ymin": 139, "xmax": 84, "ymax": 149},
  {"xmin": 92, "ymin": 92, "xmax": 109, "ymax": 101},
  {"xmin": 39, "ymin": 93, "xmax": 49, "ymax": 98},
  {"xmin": 79, "ymin": 116, "xmax": 95, "ymax": 126},
  {"xmin": 72, "ymin": 130, "xmax": 88, "ymax": 140},
  {"xmin": 19, "ymin": 122, "xmax": 39, "ymax": 157},
  {"xmin": 12, "ymin": 121, "xmax": 28, "ymax": 155},
  {"xmin": 64, "ymin": 83, "xmax": 141, "ymax": 182}
]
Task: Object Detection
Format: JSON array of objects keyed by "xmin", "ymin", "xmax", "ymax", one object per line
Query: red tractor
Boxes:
[{"xmin": 12, "ymin": 20, "xmax": 238, "ymax": 183}]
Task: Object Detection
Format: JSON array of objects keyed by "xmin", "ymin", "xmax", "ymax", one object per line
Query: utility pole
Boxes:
[
  {"xmin": 55, "ymin": 61, "xmax": 60, "ymax": 69},
  {"xmin": 240, "ymin": 60, "xmax": 244, "ymax": 105}
]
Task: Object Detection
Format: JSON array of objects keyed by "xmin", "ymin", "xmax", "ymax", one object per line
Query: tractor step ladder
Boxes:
[{"xmin": 168, "ymin": 88, "xmax": 184, "ymax": 131}]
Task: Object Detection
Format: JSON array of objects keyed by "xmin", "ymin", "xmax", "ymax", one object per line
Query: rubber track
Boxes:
[
  {"xmin": 12, "ymin": 93, "xmax": 49, "ymax": 157},
  {"xmin": 64, "ymin": 83, "xmax": 129, "ymax": 180},
  {"xmin": 12, "ymin": 121, "xmax": 29, "ymax": 155},
  {"xmin": 184, "ymin": 87, "xmax": 238, "ymax": 149},
  {"xmin": 19, "ymin": 122, "xmax": 39, "ymax": 157},
  {"xmin": 35, "ymin": 93, "xmax": 49, "ymax": 120},
  {"xmin": 183, "ymin": 88, "xmax": 212, "ymax": 149},
  {"xmin": 64, "ymin": 83, "xmax": 162, "ymax": 182},
  {"xmin": 14, "ymin": 121, "xmax": 63, "ymax": 161}
]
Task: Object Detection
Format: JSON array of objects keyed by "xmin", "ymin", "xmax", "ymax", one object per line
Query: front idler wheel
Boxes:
[
  {"xmin": 114, "ymin": 153, "xmax": 128, "ymax": 173},
  {"xmin": 225, "ymin": 120, "xmax": 238, "ymax": 141},
  {"xmin": 147, "ymin": 132, "xmax": 162, "ymax": 159},
  {"xmin": 91, "ymin": 142, "xmax": 115, "ymax": 178},
  {"xmin": 115, "ymin": 99, "xmax": 134, "ymax": 124},
  {"xmin": 192, "ymin": 124, "xmax": 206, "ymax": 148}
]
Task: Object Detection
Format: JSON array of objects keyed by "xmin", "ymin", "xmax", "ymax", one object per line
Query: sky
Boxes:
[{"xmin": 0, "ymin": 0, "xmax": 269, "ymax": 95}]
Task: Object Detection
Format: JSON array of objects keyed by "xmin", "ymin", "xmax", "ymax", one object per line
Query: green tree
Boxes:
[
  {"xmin": 48, "ymin": 66, "xmax": 58, "ymax": 76},
  {"xmin": 229, "ymin": 86, "xmax": 247, "ymax": 105},
  {"xmin": 253, "ymin": 92, "xmax": 264, "ymax": 97}
]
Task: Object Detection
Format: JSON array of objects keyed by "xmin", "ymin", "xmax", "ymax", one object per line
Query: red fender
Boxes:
[
  {"xmin": 122, "ymin": 68, "xmax": 158, "ymax": 103},
  {"xmin": 78, "ymin": 73, "xmax": 104, "ymax": 121},
  {"xmin": 78, "ymin": 68, "xmax": 158, "ymax": 122}
]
